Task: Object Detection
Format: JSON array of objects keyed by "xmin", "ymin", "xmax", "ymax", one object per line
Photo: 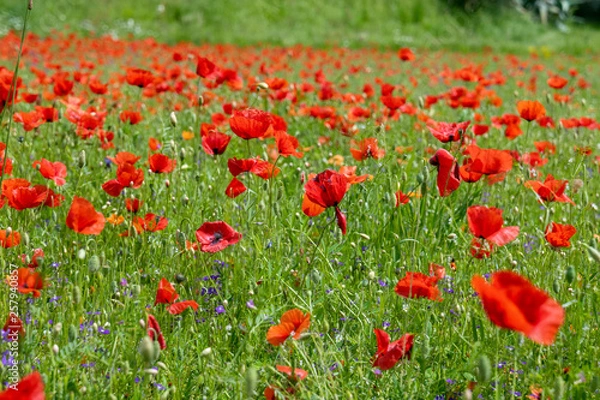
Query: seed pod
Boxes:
[
  {"xmin": 554, "ymin": 376, "xmax": 565, "ymax": 400},
  {"xmin": 552, "ymin": 279, "xmax": 561, "ymax": 294},
  {"xmin": 565, "ymin": 265, "xmax": 576, "ymax": 284},
  {"xmin": 73, "ymin": 286, "xmax": 82, "ymax": 304},
  {"xmin": 88, "ymin": 255, "xmax": 100, "ymax": 273},
  {"xmin": 475, "ymin": 354, "xmax": 491, "ymax": 383},
  {"xmin": 244, "ymin": 366, "xmax": 258, "ymax": 398},
  {"xmin": 68, "ymin": 325, "xmax": 78, "ymax": 342},
  {"xmin": 139, "ymin": 336, "xmax": 156, "ymax": 366}
]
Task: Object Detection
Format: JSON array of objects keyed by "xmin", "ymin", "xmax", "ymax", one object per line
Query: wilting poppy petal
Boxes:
[{"xmin": 167, "ymin": 300, "xmax": 199, "ymax": 315}]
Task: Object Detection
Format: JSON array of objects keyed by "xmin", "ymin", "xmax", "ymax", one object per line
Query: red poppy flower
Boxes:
[
  {"xmin": 547, "ymin": 75, "xmax": 568, "ymax": 89},
  {"xmin": 225, "ymin": 177, "xmax": 247, "ymax": 198},
  {"xmin": 66, "ymin": 196, "xmax": 105, "ymax": 235},
  {"xmin": 13, "ymin": 110, "xmax": 45, "ymax": 131},
  {"xmin": 120, "ymin": 111, "xmax": 143, "ymax": 125},
  {"xmin": 266, "ymin": 308, "xmax": 311, "ymax": 346},
  {"xmin": 13, "ymin": 268, "xmax": 44, "ymax": 298},
  {"xmin": 472, "ymin": 271, "xmax": 564, "ymax": 345},
  {"xmin": 427, "ymin": 121, "xmax": 470, "ymax": 143},
  {"xmin": 195, "ymin": 221, "xmax": 242, "ymax": 253},
  {"xmin": 395, "ymin": 190, "xmax": 410, "ymax": 207},
  {"xmin": 0, "ymin": 371, "xmax": 45, "ymax": 400},
  {"xmin": 0, "ymin": 229, "xmax": 21, "ymax": 248},
  {"xmin": 89, "ymin": 79, "xmax": 108, "ymax": 95},
  {"xmin": 274, "ymin": 131, "xmax": 303, "ymax": 158},
  {"xmin": 148, "ymin": 138, "xmax": 162, "ymax": 152},
  {"xmin": 395, "ymin": 272, "xmax": 441, "ymax": 301},
  {"xmin": 167, "ymin": 300, "xmax": 199, "ymax": 315},
  {"xmin": 125, "ymin": 198, "xmax": 143, "ymax": 213},
  {"xmin": 147, "ymin": 314, "xmax": 166, "ymax": 350},
  {"xmin": 148, "ymin": 154, "xmax": 176, "ymax": 174},
  {"xmin": 229, "ymin": 108, "xmax": 272, "ymax": 140},
  {"xmin": 32, "ymin": 159, "xmax": 67, "ymax": 186},
  {"xmin": 108, "ymin": 152, "xmax": 141, "ymax": 166},
  {"xmin": 20, "ymin": 248, "xmax": 44, "ymax": 268},
  {"xmin": 545, "ymin": 222, "xmax": 576, "ymax": 248},
  {"xmin": 53, "ymin": 73, "xmax": 73, "ymax": 96},
  {"xmin": 196, "ymin": 57, "xmax": 218, "ymax": 78},
  {"xmin": 3, "ymin": 312, "xmax": 25, "ymax": 338},
  {"xmin": 467, "ymin": 206, "xmax": 519, "ymax": 247},
  {"xmin": 202, "ymin": 131, "xmax": 231, "ymax": 156},
  {"xmin": 398, "ymin": 47, "xmax": 416, "ymax": 61},
  {"xmin": 275, "ymin": 365, "xmax": 309, "ymax": 381},
  {"xmin": 2, "ymin": 179, "xmax": 47, "ymax": 210},
  {"xmin": 132, "ymin": 213, "xmax": 168, "ymax": 234},
  {"xmin": 126, "ymin": 68, "xmax": 154, "ymax": 88},
  {"xmin": 459, "ymin": 144, "xmax": 513, "ymax": 184},
  {"xmin": 517, "ymin": 100, "xmax": 546, "ymax": 122},
  {"xmin": 429, "ymin": 149, "xmax": 460, "ymax": 197},
  {"xmin": 524, "ymin": 174, "xmax": 574, "ymax": 205},
  {"xmin": 304, "ymin": 170, "xmax": 349, "ymax": 235},
  {"xmin": 154, "ymin": 278, "xmax": 179, "ymax": 305},
  {"xmin": 372, "ymin": 329, "xmax": 414, "ymax": 370},
  {"xmin": 350, "ymin": 137, "xmax": 385, "ymax": 161}
]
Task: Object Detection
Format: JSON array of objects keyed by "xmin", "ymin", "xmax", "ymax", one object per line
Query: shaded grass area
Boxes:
[{"xmin": 2, "ymin": 0, "xmax": 600, "ymax": 54}]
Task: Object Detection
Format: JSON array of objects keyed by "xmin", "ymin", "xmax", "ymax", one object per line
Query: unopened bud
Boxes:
[
  {"xmin": 165, "ymin": 179, "xmax": 170, "ymax": 188},
  {"xmin": 245, "ymin": 366, "xmax": 258, "ymax": 398},
  {"xmin": 54, "ymin": 322, "xmax": 63, "ymax": 334},
  {"xmin": 565, "ymin": 265, "xmax": 576, "ymax": 284},
  {"xmin": 139, "ymin": 336, "xmax": 157, "ymax": 365},
  {"xmin": 200, "ymin": 347, "xmax": 212, "ymax": 357},
  {"xmin": 52, "ymin": 344, "xmax": 59, "ymax": 355},
  {"xmin": 475, "ymin": 354, "xmax": 491, "ymax": 383},
  {"xmin": 88, "ymin": 255, "xmax": 100, "ymax": 273},
  {"xmin": 169, "ymin": 112, "xmax": 178, "ymax": 127},
  {"xmin": 256, "ymin": 82, "xmax": 269, "ymax": 91},
  {"xmin": 78, "ymin": 150, "xmax": 86, "ymax": 168},
  {"xmin": 198, "ymin": 95, "xmax": 204, "ymax": 107}
]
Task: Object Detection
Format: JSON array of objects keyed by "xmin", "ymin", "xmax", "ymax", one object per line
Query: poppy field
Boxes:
[{"xmin": 1, "ymin": 23, "xmax": 600, "ymax": 400}]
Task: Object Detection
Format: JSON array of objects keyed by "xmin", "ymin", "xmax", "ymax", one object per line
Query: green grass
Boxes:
[
  {"xmin": 2, "ymin": 0, "xmax": 600, "ymax": 54},
  {"xmin": 0, "ymin": 3, "xmax": 600, "ymax": 400}
]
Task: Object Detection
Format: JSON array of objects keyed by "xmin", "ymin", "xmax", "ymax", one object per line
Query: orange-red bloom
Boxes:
[
  {"xmin": 304, "ymin": 170, "xmax": 349, "ymax": 235},
  {"xmin": 202, "ymin": 131, "xmax": 231, "ymax": 156},
  {"xmin": 547, "ymin": 75, "xmax": 568, "ymax": 89},
  {"xmin": 398, "ymin": 48, "xmax": 415, "ymax": 61},
  {"xmin": 350, "ymin": 137, "xmax": 385, "ymax": 161},
  {"xmin": 229, "ymin": 108, "xmax": 272, "ymax": 140},
  {"xmin": 545, "ymin": 222, "xmax": 576, "ymax": 248},
  {"xmin": 147, "ymin": 314, "xmax": 166, "ymax": 350},
  {"xmin": 12, "ymin": 268, "xmax": 44, "ymax": 298},
  {"xmin": 395, "ymin": 272, "xmax": 441, "ymax": 301},
  {"xmin": 66, "ymin": 196, "xmax": 105, "ymax": 235},
  {"xmin": 372, "ymin": 329, "xmax": 414, "ymax": 370},
  {"xmin": 148, "ymin": 154, "xmax": 176, "ymax": 174},
  {"xmin": 472, "ymin": 271, "xmax": 564, "ymax": 345},
  {"xmin": 195, "ymin": 221, "xmax": 242, "ymax": 253},
  {"xmin": 467, "ymin": 206, "xmax": 519, "ymax": 247},
  {"xmin": 517, "ymin": 100, "xmax": 546, "ymax": 122},
  {"xmin": 429, "ymin": 149, "xmax": 460, "ymax": 197},
  {"xmin": 267, "ymin": 308, "xmax": 311, "ymax": 346},
  {"xmin": 0, "ymin": 229, "xmax": 21, "ymax": 248},
  {"xmin": 0, "ymin": 371, "xmax": 45, "ymax": 400},
  {"xmin": 132, "ymin": 213, "xmax": 168, "ymax": 234},
  {"xmin": 524, "ymin": 174, "xmax": 575, "ymax": 205},
  {"xmin": 33, "ymin": 159, "xmax": 67, "ymax": 186},
  {"xmin": 154, "ymin": 278, "xmax": 199, "ymax": 315},
  {"xmin": 125, "ymin": 68, "xmax": 154, "ymax": 88},
  {"xmin": 427, "ymin": 121, "xmax": 470, "ymax": 143}
]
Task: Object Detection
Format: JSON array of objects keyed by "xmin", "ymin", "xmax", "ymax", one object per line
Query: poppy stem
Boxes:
[
  {"xmin": 268, "ymin": 156, "xmax": 281, "ymax": 228},
  {"xmin": 0, "ymin": 2, "xmax": 31, "ymax": 192},
  {"xmin": 307, "ymin": 216, "xmax": 336, "ymax": 265}
]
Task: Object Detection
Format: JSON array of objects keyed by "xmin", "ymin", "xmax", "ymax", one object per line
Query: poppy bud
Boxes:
[
  {"xmin": 68, "ymin": 325, "xmax": 78, "ymax": 342},
  {"xmin": 131, "ymin": 284, "xmax": 141, "ymax": 297},
  {"xmin": 144, "ymin": 367, "xmax": 159, "ymax": 376},
  {"xmin": 565, "ymin": 265, "xmax": 576, "ymax": 284},
  {"xmin": 586, "ymin": 244, "xmax": 600, "ymax": 264},
  {"xmin": 52, "ymin": 344, "xmax": 59, "ymax": 355},
  {"xmin": 54, "ymin": 322, "xmax": 62, "ymax": 333},
  {"xmin": 5, "ymin": 227, "xmax": 12, "ymax": 236},
  {"xmin": 198, "ymin": 95, "xmax": 204, "ymax": 107},
  {"xmin": 552, "ymin": 279, "xmax": 561, "ymax": 294},
  {"xmin": 73, "ymin": 286, "xmax": 82, "ymax": 304},
  {"xmin": 256, "ymin": 82, "xmax": 269, "ymax": 91},
  {"xmin": 77, "ymin": 248, "xmax": 86, "ymax": 260},
  {"xmin": 475, "ymin": 354, "xmax": 491, "ymax": 383},
  {"xmin": 78, "ymin": 150, "xmax": 86, "ymax": 168},
  {"xmin": 182, "ymin": 195, "xmax": 189, "ymax": 205},
  {"xmin": 88, "ymin": 255, "xmax": 100, "ymax": 273},
  {"xmin": 169, "ymin": 111, "xmax": 178, "ymax": 127},
  {"xmin": 28, "ymin": 0, "xmax": 33, "ymax": 10},
  {"xmin": 554, "ymin": 376, "xmax": 565, "ymax": 400},
  {"xmin": 165, "ymin": 179, "xmax": 170, "ymax": 188},
  {"xmin": 200, "ymin": 347, "xmax": 212, "ymax": 357},
  {"xmin": 139, "ymin": 336, "xmax": 157, "ymax": 366},
  {"xmin": 244, "ymin": 366, "xmax": 258, "ymax": 398},
  {"xmin": 157, "ymin": 361, "xmax": 168, "ymax": 371}
]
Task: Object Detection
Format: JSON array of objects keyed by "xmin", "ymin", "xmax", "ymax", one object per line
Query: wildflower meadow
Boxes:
[{"xmin": 1, "ymin": 2, "xmax": 600, "ymax": 399}]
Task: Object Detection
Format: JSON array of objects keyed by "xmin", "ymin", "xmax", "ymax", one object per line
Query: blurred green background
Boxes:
[{"xmin": 1, "ymin": 0, "xmax": 600, "ymax": 53}]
